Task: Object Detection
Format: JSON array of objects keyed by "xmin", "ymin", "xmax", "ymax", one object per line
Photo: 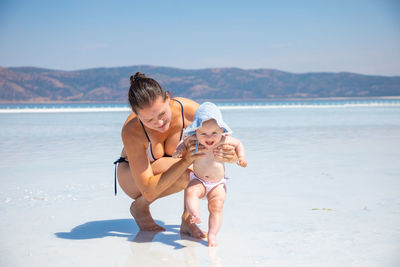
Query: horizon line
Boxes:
[{"xmin": 2, "ymin": 65, "xmax": 399, "ymax": 78}]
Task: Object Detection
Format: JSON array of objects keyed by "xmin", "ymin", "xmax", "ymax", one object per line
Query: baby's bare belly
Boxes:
[{"xmin": 193, "ymin": 156, "xmax": 225, "ymax": 182}]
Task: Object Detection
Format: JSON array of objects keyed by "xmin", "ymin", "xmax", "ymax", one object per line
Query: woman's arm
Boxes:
[
  {"xmin": 122, "ymin": 123, "xmax": 193, "ymax": 202},
  {"xmin": 121, "ymin": 103, "xmax": 204, "ymax": 202},
  {"xmin": 172, "ymin": 135, "xmax": 198, "ymax": 158},
  {"xmin": 213, "ymin": 143, "xmax": 238, "ymax": 163}
]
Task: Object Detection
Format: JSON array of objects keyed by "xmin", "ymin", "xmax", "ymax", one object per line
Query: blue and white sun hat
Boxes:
[{"xmin": 184, "ymin": 102, "xmax": 232, "ymax": 137}]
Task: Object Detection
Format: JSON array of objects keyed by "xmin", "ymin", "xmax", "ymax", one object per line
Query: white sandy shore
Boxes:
[{"xmin": 1, "ymin": 106, "xmax": 399, "ymax": 266}]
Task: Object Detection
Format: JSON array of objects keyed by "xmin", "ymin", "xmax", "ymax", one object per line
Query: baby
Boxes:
[{"xmin": 173, "ymin": 102, "xmax": 247, "ymax": 246}]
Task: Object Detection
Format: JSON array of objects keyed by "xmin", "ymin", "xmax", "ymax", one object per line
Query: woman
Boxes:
[{"xmin": 116, "ymin": 72, "xmax": 236, "ymax": 238}]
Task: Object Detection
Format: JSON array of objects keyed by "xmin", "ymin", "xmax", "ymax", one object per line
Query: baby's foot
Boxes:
[
  {"xmin": 189, "ymin": 214, "xmax": 201, "ymax": 224},
  {"xmin": 208, "ymin": 233, "xmax": 218, "ymax": 247}
]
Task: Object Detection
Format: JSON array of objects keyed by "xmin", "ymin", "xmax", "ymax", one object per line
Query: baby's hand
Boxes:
[
  {"xmin": 237, "ymin": 158, "xmax": 247, "ymax": 167},
  {"xmin": 190, "ymin": 214, "xmax": 201, "ymax": 224}
]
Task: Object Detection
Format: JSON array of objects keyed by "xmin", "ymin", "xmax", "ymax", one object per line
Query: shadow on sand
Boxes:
[{"xmin": 55, "ymin": 218, "xmax": 207, "ymax": 248}]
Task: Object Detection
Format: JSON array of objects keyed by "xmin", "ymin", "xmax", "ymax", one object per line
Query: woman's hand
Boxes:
[
  {"xmin": 213, "ymin": 144, "xmax": 237, "ymax": 163},
  {"xmin": 182, "ymin": 139, "xmax": 206, "ymax": 164}
]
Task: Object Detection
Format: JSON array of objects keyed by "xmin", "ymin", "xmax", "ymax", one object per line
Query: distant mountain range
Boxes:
[{"xmin": 1, "ymin": 65, "xmax": 399, "ymax": 102}]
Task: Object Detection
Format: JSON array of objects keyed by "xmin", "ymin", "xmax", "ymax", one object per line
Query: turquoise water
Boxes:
[{"xmin": 0, "ymin": 102, "xmax": 400, "ymax": 266}]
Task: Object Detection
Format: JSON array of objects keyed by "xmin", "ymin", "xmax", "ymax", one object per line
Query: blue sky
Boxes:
[{"xmin": 0, "ymin": 0, "xmax": 399, "ymax": 76}]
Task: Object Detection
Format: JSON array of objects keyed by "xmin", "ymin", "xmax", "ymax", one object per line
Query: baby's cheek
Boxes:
[{"xmin": 197, "ymin": 138, "xmax": 206, "ymax": 146}]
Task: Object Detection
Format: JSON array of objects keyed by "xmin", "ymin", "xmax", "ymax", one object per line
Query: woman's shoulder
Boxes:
[
  {"xmin": 121, "ymin": 114, "xmax": 144, "ymax": 143},
  {"xmin": 173, "ymin": 97, "xmax": 199, "ymax": 117}
]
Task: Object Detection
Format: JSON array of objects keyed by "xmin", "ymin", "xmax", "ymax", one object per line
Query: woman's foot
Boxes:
[
  {"xmin": 180, "ymin": 213, "xmax": 206, "ymax": 239},
  {"xmin": 130, "ymin": 197, "xmax": 165, "ymax": 232}
]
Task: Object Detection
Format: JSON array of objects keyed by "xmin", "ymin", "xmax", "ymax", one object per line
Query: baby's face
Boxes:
[{"xmin": 195, "ymin": 119, "xmax": 224, "ymax": 148}]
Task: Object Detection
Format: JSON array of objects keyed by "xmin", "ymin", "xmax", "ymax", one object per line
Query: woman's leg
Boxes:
[
  {"xmin": 117, "ymin": 155, "xmax": 206, "ymax": 237},
  {"xmin": 116, "ymin": 161, "xmax": 141, "ymax": 199},
  {"xmin": 117, "ymin": 157, "xmax": 188, "ymax": 199},
  {"xmin": 117, "ymin": 157, "xmax": 189, "ymax": 231}
]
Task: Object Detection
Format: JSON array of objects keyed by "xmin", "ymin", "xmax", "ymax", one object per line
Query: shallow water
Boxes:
[{"xmin": 0, "ymin": 104, "xmax": 399, "ymax": 266}]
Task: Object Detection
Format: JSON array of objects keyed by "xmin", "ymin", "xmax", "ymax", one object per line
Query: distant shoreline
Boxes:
[
  {"xmin": 1, "ymin": 97, "xmax": 400, "ymax": 114},
  {"xmin": 1, "ymin": 96, "xmax": 400, "ymax": 105}
]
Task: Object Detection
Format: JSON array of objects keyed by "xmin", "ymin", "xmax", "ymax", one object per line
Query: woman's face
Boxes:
[
  {"xmin": 195, "ymin": 119, "xmax": 224, "ymax": 148},
  {"xmin": 137, "ymin": 96, "xmax": 172, "ymax": 133}
]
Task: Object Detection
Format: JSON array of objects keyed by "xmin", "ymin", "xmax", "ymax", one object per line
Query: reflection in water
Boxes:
[
  {"xmin": 123, "ymin": 229, "xmax": 222, "ymax": 267},
  {"xmin": 54, "ymin": 218, "xmax": 222, "ymax": 266},
  {"xmin": 123, "ymin": 230, "xmax": 183, "ymax": 266},
  {"xmin": 208, "ymin": 247, "xmax": 222, "ymax": 267}
]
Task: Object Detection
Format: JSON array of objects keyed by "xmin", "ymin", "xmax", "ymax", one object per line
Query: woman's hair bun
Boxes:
[
  {"xmin": 128, "ymin": 71, "xmax": 166, "ymax": 113},
  {"xmin": 130, "ymin": 72, "xmax": 147, "ymax": 85}
]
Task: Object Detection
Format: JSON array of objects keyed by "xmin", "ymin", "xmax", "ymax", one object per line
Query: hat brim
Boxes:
[{"xmin": 184, "ymin": 118, "xmax": 232, "ymax": 136}]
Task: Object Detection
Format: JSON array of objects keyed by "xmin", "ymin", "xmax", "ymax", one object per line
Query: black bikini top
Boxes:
[{"xmin": 139, "ymin": 98, "xmax": 185, "ymax": 160}]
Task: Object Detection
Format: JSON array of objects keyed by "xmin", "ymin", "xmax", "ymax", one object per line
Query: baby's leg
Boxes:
[
  {"xmin": 207, "ymin": 184, "xmax": 226, "ymax": 247},
  {"xmin": 185, "ymin": 179, "xmax": 206, "ymax": 224}
]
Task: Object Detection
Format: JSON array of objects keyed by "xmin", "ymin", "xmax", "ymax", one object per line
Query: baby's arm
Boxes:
[{"xmin": 224, "ymin": 136, "xmax": 247, "ymax": 167}]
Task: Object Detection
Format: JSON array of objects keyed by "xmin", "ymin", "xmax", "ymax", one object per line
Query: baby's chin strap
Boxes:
[{"xmin": 194, "ymin": 140, "xmax": 199, "ymax": 154}]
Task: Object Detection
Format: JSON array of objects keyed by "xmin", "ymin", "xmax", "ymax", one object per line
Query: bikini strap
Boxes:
[
  {"xmin": 113, "ymin": 157, "xmax": 128, "ymax": 196},
  {"xmin": 139, "ymin": 120, "xmax": 156, "ymax": 160},
  {"xmin": 139, "ymin": 120, "xmax": 151, "ymax": 143},
  {"xmin": 172, "ymin": 99, "xmax": 185, "ymax": 140},
  {"xmin": 138, "ymin": 99, "xmax": 185, "ymax": 161}
]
